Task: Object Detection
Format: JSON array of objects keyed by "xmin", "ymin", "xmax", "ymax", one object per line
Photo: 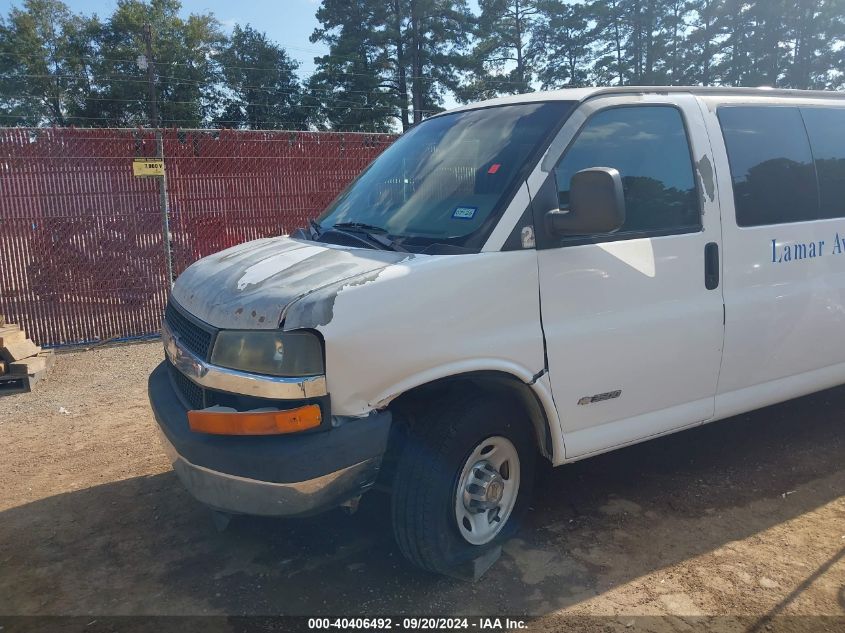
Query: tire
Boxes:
[{"xmin": 390, "ymin": 391, "xmax": 536, "ymax": 574}]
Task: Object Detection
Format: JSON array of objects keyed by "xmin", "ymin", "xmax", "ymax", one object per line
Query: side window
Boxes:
[
  {"xmin": 800, "ymin": 107, "xmax": 845, "ymax": 219},
  {"xmin": 717, "ymin": 106, "xmax": 818, "ymax": 226},
  {"xmin": 554, "ymin": 106, "xmax": 700, "ymax": 237}
]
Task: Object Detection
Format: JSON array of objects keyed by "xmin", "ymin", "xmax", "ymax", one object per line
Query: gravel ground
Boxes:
[{"xmin": 1, "ymin": 341, "xmax": 844, "ymax": 631}]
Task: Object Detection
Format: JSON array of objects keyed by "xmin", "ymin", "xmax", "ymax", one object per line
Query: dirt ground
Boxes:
[{"xmin": 1, "ymin": 341, "xmax": 844, "ymax": 631}]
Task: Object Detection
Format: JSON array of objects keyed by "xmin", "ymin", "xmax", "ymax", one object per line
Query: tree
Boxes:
[
  {"xmin": 625, "ymin": 0, "xmax": 666, "ymax": 84},
  {"xmin": 307, "ymin": 0, "xmax": 397, "ymax": 132},
  {"xmin": 310, "ymin": 0, "xmax": 472, "ymax": 131},
  {"xmin": 591, "ymin": 0, "xmax": 630, "ymax": 85},
  {"xmin": 816, "ymin": 0, "xmax": 845, "ymax": 90},
  {"xmin": 9, "ymin": 0, "xmax": 845, "ymax": 130},
  {"xmin": 404, "ymin": 0, "xmax": 473, "ymax": 123},
  {"xmin": 663, "ymin": 0, "xmax": 692, "ymax": 84},
  {"xmin": 215, "ymin": 25, "xmax": 305, "ymax": 129},
  {"xmin": 386, "ymin": 0, "xmax": 412, "ymax": 129},
  {"xmin": 0, "ymin": 0, "xmax": 98, "ymax": 126},
  {"xmin": 680, "ymin": 0, "xmax": 719, "ymax": 85},
  {"xmin": 381, "ymin": 0, "xmax": 473, "ymax": 126},
  {"xmin": 745, "ymin": 0, "xmax": 792, "ymax": 86},
  {"xmin": 464, "ymin": 0, "xmax": 540, "ymax": 99},
  {"xmin": 531, "ymin": 0, "xmax": 591, "ymax": 89},
  {"xmin": 84, "ymin": 0, "xmax": 224, "ymax": 127},
  {"xmin": 711, "ymin": 0, "xmax": 753, "ymax": 86},
  {"xmin": 787, "ymin": 0, "xmax": 826, "ymax": 89}
]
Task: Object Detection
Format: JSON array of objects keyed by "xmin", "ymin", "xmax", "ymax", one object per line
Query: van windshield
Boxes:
[{"xmin": 316, "ymin": 101, "xmax": 574, "ymax": 251}]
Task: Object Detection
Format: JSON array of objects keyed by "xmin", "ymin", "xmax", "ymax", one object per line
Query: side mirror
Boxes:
[{"xmin": 545, "ymin": 167, "xmax": 626, "ymax": 237}]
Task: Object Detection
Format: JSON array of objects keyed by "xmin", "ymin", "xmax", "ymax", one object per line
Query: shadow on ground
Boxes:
[{"xmin": 2, "ymin": 386, "xmax": 845, "ymax": 617}]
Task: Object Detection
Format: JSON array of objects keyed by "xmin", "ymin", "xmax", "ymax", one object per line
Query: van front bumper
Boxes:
[{"xmin": 148, "ymin": 361, "xmax": 392, "ymax": 517}]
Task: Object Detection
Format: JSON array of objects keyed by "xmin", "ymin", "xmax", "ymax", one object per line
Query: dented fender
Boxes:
[{"xmin": 282, "ymin": 249, "xmax": 559, "ymax": 457}]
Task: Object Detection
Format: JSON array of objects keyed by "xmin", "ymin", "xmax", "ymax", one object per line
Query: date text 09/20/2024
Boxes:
[{"xmin": 306, "ymin": 617, "xmax": 527, "ymax": 630}]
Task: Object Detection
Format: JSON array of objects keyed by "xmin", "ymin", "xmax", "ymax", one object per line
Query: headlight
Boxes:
[{"xmin": 210, "ymin": 330, "xmax": 324, "ymax": 377}]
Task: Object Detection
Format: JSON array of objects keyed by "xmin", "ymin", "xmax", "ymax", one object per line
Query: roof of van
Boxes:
[{"xmin": 443, "ymin": 86, "xmax": 845, "ymax": 114}]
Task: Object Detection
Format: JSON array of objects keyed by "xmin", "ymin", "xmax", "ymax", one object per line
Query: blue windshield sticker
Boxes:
[{"xmin": 452, "ymin": 206, "xmax": 477, "ymax": 220}]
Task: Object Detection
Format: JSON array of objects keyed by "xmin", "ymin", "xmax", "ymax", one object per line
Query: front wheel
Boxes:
[{"xmin": 390, "ymin": 393, "xmax": 536, "ymax": 574}]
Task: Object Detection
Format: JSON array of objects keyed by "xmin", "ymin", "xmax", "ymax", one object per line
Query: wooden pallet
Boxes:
[{"xmin": 0, "ymin": 316, "xmax": 54, "ymax": 395}]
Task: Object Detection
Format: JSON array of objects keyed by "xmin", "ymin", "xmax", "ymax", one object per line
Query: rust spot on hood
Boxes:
[{"xmin": 170, "ymin": 236, "xmax": 410, "ymax": 329}]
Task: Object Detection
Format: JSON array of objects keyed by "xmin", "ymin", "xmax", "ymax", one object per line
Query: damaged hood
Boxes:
[{"xmin": 170, "ymin": 236, "xmax": 410, "ymax": 329}]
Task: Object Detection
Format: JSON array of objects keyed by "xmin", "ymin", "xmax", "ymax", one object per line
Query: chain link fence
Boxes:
[{"xmin": 0, "ymin": 127, "xmax": 396, "ymax": 347}]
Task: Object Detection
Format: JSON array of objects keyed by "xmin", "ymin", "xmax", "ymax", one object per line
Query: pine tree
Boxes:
[
  {"xmin": 745, "ymin": 0, "xmax": 792, "ymax": 86},
  {"xmin": 663, "ymin": 0, "xmax": 692, "ymax": 85},
  {"xmin": 591, "ymin": 0, "xmax": 630, "ymax": 85},
  {"xmin": 310, "ymin": 0, "xmax": 471, "ymax": 130},
  {"xmin": 788, "ymin": 0, "xmax": 825, "ymax": 89},
  {"xmin": 817, "ymin": 0, "xmax": 845, "ymax": 89},
  {"xmin": 307, "ymin": 0, "xmax": 397, "ymax": 131},
  {"xmin": 464, "ymin": 0, "xmax": 540, "ymax": 99},
  {"xmin": 531, "ymin": 0, "xmax": 591, "ymax": 89},
  {"xmin": 215, "ymin": 25, "xmax": 305, "ymax": 129},
  {"xmin": 681, "ymin": 0, "xmax": 719, "ymax": 85},
  {"xmin": 403, "ymin": 0, "xmax": 472, "ymax": 123}
]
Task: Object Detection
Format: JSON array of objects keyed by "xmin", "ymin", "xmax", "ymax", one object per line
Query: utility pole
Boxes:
[
  {"xmin": 142, "ymin": 23, "xmax": 174, "ymax": 289},
  {"xmin": 142, "ymin": 23, "xmax": 159, "ymax": 129}
]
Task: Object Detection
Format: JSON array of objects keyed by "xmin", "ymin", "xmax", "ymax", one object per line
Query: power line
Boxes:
[
  {"xmin": 3, "ymin": 90, "xmax": 415, "ymax": 109},
  {"xmin": 0, "ymin": 44, "xmax": 523, "ymax": 85},
  {"xmin": 6, "ymin": 71, "xmax": 450, "ymax": 108},
  {"xmin": 0, "ymin": 49, "xmax": 533, "ymax": 88},
  {"xmin": 0, "ymin": 91, "xmax": 440, "ymax": 117},
  {"xmin": 0, "ymin": 45, "xmax": 386, "ymax": 73},
  {"xmin": 0, "ymin": 129, "xmax": 396, "ymax": 139},
  {"xmin": 0, "ymin": 12, "xmax": 534, "ymax": 130},
  {"xmin": 4, "ymin": 70, "xmax": 518, "ymax": 115},
  {"xmin": 0, "ymin": 112, "xmax": 405, "ymax": 131}
]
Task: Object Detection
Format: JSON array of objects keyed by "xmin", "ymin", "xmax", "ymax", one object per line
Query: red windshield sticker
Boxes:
[{"xmin": 487, "ymin": 163, "xmax": 501, "ymax": 174}]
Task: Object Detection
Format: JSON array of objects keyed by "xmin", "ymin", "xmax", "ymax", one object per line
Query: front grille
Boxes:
[
  {"xmin": 165, "ymin": 302, "xmax": 215, "ymax": 360},
  {"xmin": 167, "ymin": 360, "xmax": 205, "ymax": 410}
]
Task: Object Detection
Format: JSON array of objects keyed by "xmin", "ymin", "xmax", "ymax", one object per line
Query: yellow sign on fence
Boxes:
[{"xmin": 132, "ymin": 158, "xmax": 165, "ymax": 177}]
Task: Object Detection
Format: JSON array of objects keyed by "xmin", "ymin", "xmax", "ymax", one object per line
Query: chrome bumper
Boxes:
[{"xmin": 156, "ymin": 428, "xmax": 381, "ymax": 517}]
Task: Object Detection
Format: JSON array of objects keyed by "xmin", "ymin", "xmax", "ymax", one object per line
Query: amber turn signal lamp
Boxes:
[{"xmin": 188, "ymin": 405, "xmax": 322, "ymax": 435}]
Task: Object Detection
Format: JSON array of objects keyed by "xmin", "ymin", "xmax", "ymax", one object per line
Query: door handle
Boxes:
[{"xmin": 704, "ymin": 242, "xmax": 719, "ymax": 290}]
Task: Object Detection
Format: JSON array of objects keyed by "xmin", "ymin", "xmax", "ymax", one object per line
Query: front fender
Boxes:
[{"xmin": 284, "ymin": 250, "xmax": 549, "ymax": 409}]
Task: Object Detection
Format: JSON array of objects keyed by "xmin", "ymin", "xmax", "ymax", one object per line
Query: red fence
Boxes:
[{"xmin": 0, "ymin": 127, "xmax": 395, "ymax": 346}]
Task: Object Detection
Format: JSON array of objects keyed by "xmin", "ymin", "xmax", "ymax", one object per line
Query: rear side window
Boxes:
[
  {"xmin": 554, "ymin": 106, "xmax": 700, "ymax": 237},
  {"xmin": 717, "ymin": 106, "xmax": 819, "ymax": 226},
  {"xmin": 800, "ymin": 107, "xmax": 845, "ymax": 219}
]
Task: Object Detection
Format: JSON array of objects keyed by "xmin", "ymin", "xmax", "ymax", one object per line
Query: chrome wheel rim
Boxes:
[{"xmin": 454, "ymin": 435, "xmax": 520, "ymax": 545}]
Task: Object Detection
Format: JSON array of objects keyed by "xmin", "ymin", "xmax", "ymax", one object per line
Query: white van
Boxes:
[{"xmin": 149, "ymin": 87, "xmax": 845, "ymax": 575}]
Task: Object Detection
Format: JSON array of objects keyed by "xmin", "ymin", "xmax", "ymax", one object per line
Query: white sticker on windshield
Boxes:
[{"xmin": 452, "ymin": 206, "xmax": 477, "ymax": 220}]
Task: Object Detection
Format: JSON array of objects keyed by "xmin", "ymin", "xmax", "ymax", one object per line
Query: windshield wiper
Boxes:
[
  {"xmin": 331, "ymin": 222, "xmax": 408, "ymax": 252},
  {"xmin": 304, "ymin": 218, "xmax": 406, "ymax": 252},
  {"xmin": 332, "ymin": 221, "xmax": 387, "ymax": 233}
]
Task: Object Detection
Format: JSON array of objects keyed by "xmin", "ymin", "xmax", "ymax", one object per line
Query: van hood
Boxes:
[{"xmin": 170, "ymin": 236, "xmax": 411, "ymax": 329}]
